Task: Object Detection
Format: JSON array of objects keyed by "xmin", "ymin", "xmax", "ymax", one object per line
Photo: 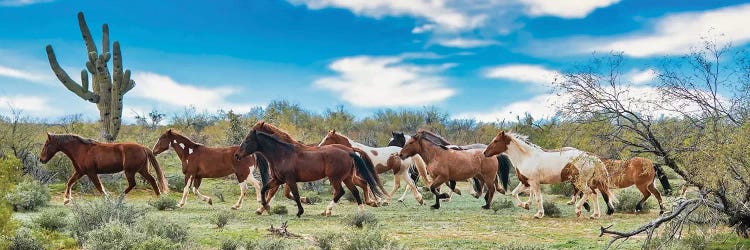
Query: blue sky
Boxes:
[{"xmin": 0, "ymin": 0, "xmax": 749, "ymax": 123}]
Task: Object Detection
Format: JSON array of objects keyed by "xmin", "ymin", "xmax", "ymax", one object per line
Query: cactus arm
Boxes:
[
  {"xmin": 112, "ymin": 41, "xmax": 123, "ymax": 92},
  {"xmin": 80, "ymin": 70, "xmax": 89, "ymax": 91},
  {"xmin": 77, "ymin": 12, "xmax": 98, "ymax": 57},
  {"xmin": 46, "ymin": 45, "xmax": 99, "ymax": 103},
  {"xmin": 101, "ymin": 24, "xmax": 110, "ymax": 62},
  {"xmin": 121, "ymin": 69, "xmax": 134, "ymax": 94}
]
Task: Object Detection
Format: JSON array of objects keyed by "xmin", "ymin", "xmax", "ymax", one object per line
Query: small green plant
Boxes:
[
  {"xmin": 148, "ymin": 196, "xmax": 178, "ymax": 211},
  {"xmin": 421, "ymin": 190, "xmax": 435, "ymax": 200},
  {"xmin": 83, "ymin": 221, "xmax": 145, "ymax": 250},
  {"xmin": 135, "ymin": 216, "xmax": 189, "ymax": 243},
  {"xmin": 211, "ymin": 211, "xmax": 233, "ymax": 228},
  {"xmin": 302, "ymin": 192, "xmax": 322, "ymax": 204},
  {"xmin": 543, "ymin": 200, "xmax": 561, "ymax": 218},
  {"xmin": 491, "ymin": 199, "xmax": 514, "ymax": 213},
  {"xmin": 346, "ymin": 211, "xmax": 378, "ymax": 228},
  {"xmin": 32, "ymin": 209, "xmax": 68, "ymax": 231},
  {"xmin": 342, "ymin": 228, "xmax": 401, "ymax": 250},
  {"xmin": 220, "ymin": 238, "xmax": 241, "ymax": 250},
  {"xmin": 134, "ymin": 236, "xmax": 180, "ymax": 250},
  {"xmin": 5, "ymin": 178, "xmax": 50, "ymax": 212},
  {"xmin": 70, "ymin": 196, "xmax": 147, "ymax": 240},
  {"xmin": 614, "ymin": 189, "xmax": 653, "ymax": 213},
  {"xmin": 680, "ymin": 234, "xmax": 708, "ymax": 250},
  {"xmin": 315, "ymin": 232, "xmax": 339, "ymax": 250},
  {"xmin": 254, "ymin": 238, "xmax": 289, "ymax": 250},
  {"xmin": 271, "ymin": 205, "xmax": 288, "ymax": 215},
  {"xmin": 167, "ymin": 175, "xmax": 186, "ymax": 192},
  {"xmin": 548, "ymin": 183, "xmax": 575, "ymax": 196},
  {"xmin": 8, "ymin": 227, "xmax": 43, "ymax": 250}
]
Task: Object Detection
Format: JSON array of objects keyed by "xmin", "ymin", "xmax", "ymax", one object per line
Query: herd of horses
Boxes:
[{"xmin": 38, "ymin": 121, "xmax": 672, "ymax": 219}]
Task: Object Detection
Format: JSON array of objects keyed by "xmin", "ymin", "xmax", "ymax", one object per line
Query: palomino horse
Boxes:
[
  {"xmin": 318, "ymin": 130, "xmax": 426, "ymax": 205},
  {"xmin": 569, "ymin": 157, "xmax": 670, "ymax": 214},
  {"xmin": 39, "ymin": 133, "xmax": 168, "ymax": 204},
  {"xmin": 234, "ymin": 129, "xmax": 386, "ymax": 217},
  {"xmin": 152, "ymin": 129, "xmax": 262, "ymax": 209},
  {"xmin": 398, "ymin": 130, "xmax": 509, "ymax": 209},
  {"xmin": 484, "ymin": 131, "xmax": 615, "ymax": 219},
  {"xmin": 245, "ymin": 121, "xmax": 386, "ymax": 213}
]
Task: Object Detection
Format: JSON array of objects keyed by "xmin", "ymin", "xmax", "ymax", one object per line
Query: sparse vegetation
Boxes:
[
  {"xmin": 542, "ymin": 201, "xmax": 561, "ymax": 218},
  {"xmin": 148, "ymin": 196, "xmax": 178, "ymax": 211},
  {"xmin": 271, "ymin": 205, "xmax": 288, "ymax": 215},
  {"xmin": 32, "ymin": 209, "xmax": 68, "ymax": 231},
  {"xmin": 491, "ymin": 198, "xmax": 514, "ymax": 213},
  {"xmin": 5, "ymin": 178, "xmax": 50, "ymax": 212},
  {"xmin": 211, "ymin": 211, "xmax": 233, "ymax": 228},
  {"xmin": 347, "ymin": 211, "xmax": 378, "ymax": 228},
  {"xmin": 614, "ymin": 189, "xmax": 653, "ymax": 213}
]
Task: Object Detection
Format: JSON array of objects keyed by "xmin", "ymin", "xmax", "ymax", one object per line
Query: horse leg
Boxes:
[
  {"xmin": 403, "ymin": 171, "xmax": 424, "ymax": 205},
  {"xmin": 384, "ymin": 175, "xmax": 401, "ymax": 205},
  {"xmin": 589, "ymin": 190, "xmax": 601, "ymax": 219},
  {"xmin": 323, "ymin": 181, "xmax": 345, "ymax": 216},
  {"xmin": 86, "ymin": 173, "xmax": 108, "ymax": 196},
  {"xmin": 257, "ymin": 178, "xmax": 281, "ymax": 215},
  {"xmin": 179, "ymin": 176, "xmax": 194, "ymax": 207},
  {"xmin": 123, "ymin": 171, "xmax": 137, "ymax": 194},
  {"xmin": 635, "ymin": 184, "xmax": 651, "ymax": 213},
  {"xmin": 286, "ymin": 180, "xmax": 304, "ymax": 217},
  {"xmin": 247, "ymin": 167, "xmax": 263, "ymax": 202},
  {"xmin": 63, "ymin": 172, "xmax": 83, "ymax": 205},
  {"xmin": 647, "ymin": 183, "xmax": 665, "ymax": 215},
  {"xmin": 232, "ymin": 182, "xmax": 248, "ymax": 210},
  {"xmin": 137, "ymin": 168, "xmax": 160, "ymax": 196},
  {"xmin": 511, "ymin": 182, "xmax": 531, "ymax": 209},
  {"xmin": 481, "ymin": 176, "xmax": 495, "ymax": 209},
  {"xmin": 575, "ymin": 192, "xmax": 589, "ymax": 218},
  {"xmin": 192, "ymin": 178, "xmax": 213, "ymax": 205},
  {"xmin": 567, "ymin": 186, "xmax": 579, "ymax": 205},
  {"xmin": 530, "ymin": 182, "xmax": 544, "ymax": 219},
  {"xmin": 343, "ymin": 177, "xmax": 364, "ymax": 212},
  {"xmin": 429, "ymin": 176, "xmax": 448, "ymax": 209},
  {"xmin": 353, "ymin": 176, "xmax": 378, "ymax": 207}
]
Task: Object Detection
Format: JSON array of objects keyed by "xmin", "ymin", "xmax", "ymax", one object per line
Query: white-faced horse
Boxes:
[
  {"xmin": 484, "ymin": 131, "xmax": 615, "ymax": 219},
  {"xmin": 318, "ymin": 130, "xmax": 428, "ymax": 205}
]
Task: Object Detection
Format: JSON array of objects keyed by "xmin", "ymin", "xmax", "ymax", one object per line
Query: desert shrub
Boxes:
[
  {"xmin": 421, "ymin": 190, "xmax": 434, "ymax": 200},
  {"xmin": 342, "ymin": 228, "xmax": 401, "ymax": 250},
  {"xmin": 491, "ymin": 199, "xmax": 514, "ymax": 213},
  {"xmin": 220, "ymin": 238, "xmax": 241, "ymax": 250},
  {"xmin": 315, "ymin": 232, "xmax": 339, "ymax": 250},
  {"xmin": 343, "ymin": 191, "xmax": 356, "ymax": 202},
  {"xmin": 254, "ymin": 238, "xmax": 289, "ymax": 250},
  {"xmin": 5, "ymin": 178, "xmax": 50, "ymax": 212},
  {"xmin": 346, "ymin": 211, "xmax": 378, "ymax": 228},
  {"xmin": 0, "ymin": 155, "xmax": 20, "ymax": 249},
  {"xmin": 302, "ymin": 180, "xmax": 325, "ymax": 193},
  {"xmin": 543, "ymin": 201, "xmax": 561, "ymax": 218},
  {"xmin": 148, "ymin": 196, "xmax": 178, "ymax": 211},
  {"xmin": 271, "ymin": 205, "xmax": 288, "ymax": 215},
  {"xmin": 548, "ymin": 183, "xmax": 574, "ymax": 196},
  {"xmin": 614, "ymin": 189, "xmax": 652, "ymax": 213},
  {"xmin": 167, "ymin": 175, "xmax": 186, "ymax": 192},
  {"xmin": 69, "ymin": 196, "xmax": 147, "ymax": 240},
  {"xmin": 32, "ymin": 209, "xmax": 68, "ymax": 231},
  {"xmin": 302, "ymin": 191, "xmax": 322, "ymax": 204},
  {"xmin": 135, "ymin": 216, "xmax": 189, "ymax": 243},
  {"xmin": 83, "ymin": 221, "xmax": 145, "ymax": 250},
  {"xmin": 134, "ymin": 236, "xmax": 180, "ymax": 250},
  {"xmin": 211, "ymin": 211, "xmax": 233, "ymax": 228},
  {"xmin": 680, "ymin": 234, "xmax": 708, "ymax": 250},
  {"xmin": 495, "ymin": 243, "xmax": 548, "ymax": 250},
  {"xmin": 8, "ymin": 227, "xmax": 43, "ymax": 250}
]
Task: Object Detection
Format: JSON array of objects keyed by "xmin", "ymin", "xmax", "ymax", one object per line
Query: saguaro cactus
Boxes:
[{"xmin": 46, "ymin": 12, "xmax": 134, "ymax": 142}]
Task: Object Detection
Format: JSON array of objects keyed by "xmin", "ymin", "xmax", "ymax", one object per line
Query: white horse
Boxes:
[
  {"xmin": 318, "ymin": 130, "xmax": 428, "ymax": 204},
  {"xmin": 483, "ymin": 131, "xmax": 615, "ymax": 219}
]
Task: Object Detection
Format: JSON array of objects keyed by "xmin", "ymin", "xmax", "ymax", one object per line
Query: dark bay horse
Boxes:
[
  {"xmin": 234, "ymin": 129, "xmax": 386, "ymax": 217},
  {"xmin": 152, "ymin": 129, "xmax": 262, "ymax": 209},
  {"xmin": 39, "ymin": 133, "xmax": 168, "ymax": 204},
  {"xmin": 398, "ymin": 130, "xmax": 509, "ymax": 209}
]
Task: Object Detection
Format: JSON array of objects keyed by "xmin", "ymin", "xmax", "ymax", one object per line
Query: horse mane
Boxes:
[
  {"xmin": 252, "ymin": 121, "xmax": 302, "ymax": 146},
  {"xmin": 506, "ymin": 132, "xmax": 543, "ymax": 153},
  {"xmin": 168, "ymin": 130, "xmax": 203, "ymax": 147},
  {"xmin": 50, "ymin": 134, "xmax": 97, "ymax": 145},
  {"xmin": 416, "ymin": 130, "xmax": 453, "ymax": 150},
  {"xmin": 256, "ymin": 131, "xmax": 295, "ymax": 151}
]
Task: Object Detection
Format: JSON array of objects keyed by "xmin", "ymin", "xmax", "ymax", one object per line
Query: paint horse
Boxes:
[
  {"xmin": 39, "ymin": 133, "xmax": 168, "ymax": 204},
  {"xmin": 152, "ymin": 129, "xmax": 262, "ymax": 209},
  {"xmin": 484, "ymin": 131, "xmax": 615, "ymax": 219},
  {"xmin": 398, "ymin": 130, "xmax": 509, "ymax": 209},
  {"xmin": 234, "ymin": 128, "xmax": 386, "ymax": 217},
  {"xmin": 569, "ymin": 157, "xmax": 670, "ymax": 214},
  {"xmin": 244, "ymin": 121, "xmax": 386, "ymax": 213},
  {"xmin": 318, "ymin": 130, "xmax": 426, "ymax": 205}
]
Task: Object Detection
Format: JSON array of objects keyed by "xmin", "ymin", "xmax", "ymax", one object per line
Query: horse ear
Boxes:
[
  {"xmin": 167, "ymin": 129, "xmax": 172, "ymax": 134},
  {"xmin": 46, "ymin": 132, "xmax": 51, "ymax": 139},
  {"xmin": 332, "ymin": 129, "xmax": 336, "ymax": 134}
]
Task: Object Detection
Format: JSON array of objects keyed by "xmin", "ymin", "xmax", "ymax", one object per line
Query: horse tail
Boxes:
[
  {"xmin": 256, "ymin": 153, "xmax": 270, "ymax": 187},
  {"xmin": 471, "ymin": 177, "xmax": 482, "ymax": 195},
  {"xmin": 349, "ymin": 152, "xmax": 385, "ymax": 198},
  {"xmin": 146, "ymin": 148, "xmax": 169, "ymax": 194},
  {"xmin": 352, "ymin": 148, "xmax": 387, "ymax": 197},
  {"xmin": 496, "ymin": 154, "xmax": 511, "ymax": 191},
  {"xmin": 653, "ymin": 163, "xmax": 672, "ymax": 195}
]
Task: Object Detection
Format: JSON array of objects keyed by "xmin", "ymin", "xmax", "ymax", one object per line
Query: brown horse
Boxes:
[
  {"xmin": 398, "ymin": 130, "xmax": 509, "ymax": 209},
  {"xmin": 234, "ymin": 129, "xmax": 386, "ymax": 217},
  {"xmin": 152, "ymin": 129, "xmax": 262, "ymax": 209},
  {"xmin": 39, "ymin": 133, "xmax": 168, "ymax": 204},
  {"xmin": 250, "ymin": 122, "xmax": 386, "ymax": 209},
  {"xmin": 569, "ymin": 157, "xmax": 670, "ymax": 214}
]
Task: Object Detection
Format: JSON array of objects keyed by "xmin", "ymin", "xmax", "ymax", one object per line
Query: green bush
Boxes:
[
  {"xmin": 614, "ymin": 189, "xmax": 652, "ymax": 213},
  {"xmin": 254, "ymin": 238, "xmax": 289, "ymax": 250},
  {"xmin": 346, "ymin": 211, "xmax": 378, "ymax": 228},
  {"xmin": 302, "ymin": 192, "xmax": 322, "ymax": 204},
  {"xmin": 421, "ymin": 190, "xmax": 435, "ymax": 200},
  {"xmin": 220, "ymin": 238, "xmax": 241, "ymax": 250},
  {"xmin": 680, "ymin": 234, "xmax": 708, "ymax": 250},
  {"xmin": 32, "ymin": 209, "xmax": 68, "ymax": 231},
  {"xmin": 315, "ymin": 232, "xmax": 339, "ymax": 250},
  {"xmin": 543, "ymin": 201, "xmax": 561, "ymax": 218},
  {"xmin": 342, "ymin": 228, "xmax": 401, "ymax": 250},
  {"xmin": 271, "ymin": 205, "xmax": 288, "ymax": 215},
  {"xmin": 0, "ymin": 156, "xmax": 21, "ymax": 249},
  {"xmin": 548, "ymin": 183, "xmax": 574, "ymax": 196},
  {"xmin": 135, "ymin": 216, "xmax": 189, "ymax": 243},
  {"xmin": 5, "ymin": 179, "xmax": 50, "ymax": 212},
  {"xmin": 83, "ymin": 221, "xmax": 145, "ymax": 250},
  {"xmin": 167, "ymin": 175, "xmax": 186, "ymax": 192},
  {"xmin": 211, "ymin": 211, "xmax": 233, "ymax": 228},
  {"xmin": 491, "ymin": 199, "xmax": 514, "ymax": 213},
  {"xmin": 343, "ymin": 191, "xmax": 356, "ymax": 202},
  {"xmin": 8, "ymin": 227, "xmax": 43, "ymax": 250},
  {"xmin": 69, "ymin": 196, "xmax": 147, "ymax": 240},
  {"xmin": 134, "ymin": 236, "xmax": 180, "ymax": 250},
  {"xmin": 148, "ymin": 196, "xmax": 178, "ymax": 211}
]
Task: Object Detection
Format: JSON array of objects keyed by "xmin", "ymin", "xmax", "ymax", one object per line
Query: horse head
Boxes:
[
  {"xmin": 235, "ymin": 129, "xmax": 259, "ymax": 160},
  {"xmin": 39, "ymin": 133, "xmax": 59, "ymax": 164},
  {"xmin": 398, "ymin": 131, "xmax": 423, "ymax": 159},
  {"xmin": 388, "ymin": 131, "xmax": 406, "ymax": 147},
  {"xmin": 484, "ymin": 130, "xmax": 512, "ymax": 157},
  {"xmin": 152, "ymin": 129, "xmax": 174, "ymax": 155}
]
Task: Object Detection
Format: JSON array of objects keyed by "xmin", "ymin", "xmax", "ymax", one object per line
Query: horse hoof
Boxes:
[
  {"xmin": 566, "ymin": 201, "xmax": 575, "ymax": 205},
  {"xmin": 590, "ymin": 214, "xmax": 600, "ymax": 219},
  {"xmin": 534, "ymin": 213, "xmax": 544, "ymax": 219},
  {"xmin": 430, "ymin": 204, "xmax": 440, "ymax": 209},
  {"xmin": 207, "ymin": 199, "xmax": 213, "ymax": 205},
  {"xmin": 382, "ymin": 202, "xmax": 390, "ymax": 206},
  {"xmin": 63, "ymin": 199, "xmax": 71, "ymax": 205},
  {"xmin": 178, "ymin": 203, "xmax": 185, "ymax": 208},
  {"xmin": 576, "ymin": 211, "xmax": 582, "ymax": 217},
  {"xmin": 481, "ymin": 205, "xmax": 490, "ymax": 210},
  {"xmin": 231, "ymin": 206, "xmax": 239, "ymax": 210},
  {"xmin": 454, "ymin": 189, "xmax": 462, "ymax": 195}
]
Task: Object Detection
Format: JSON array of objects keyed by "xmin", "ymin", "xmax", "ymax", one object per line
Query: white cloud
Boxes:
[
  {"xmin": 411, "ymin": 24, "xmax": 435, "ymax": 34},
  {"xmin": 0, "ymin": 65, "xmax": 51, "ymax": 83},
  {"xmin": 0, "ymin": 95, "xmax": 59, "ymax": 116},
  {"xmin": 457, "ymin": 94, "xmax": 567, "ymax": 122},
  {"xmin": 628, "ymin": 68, "xmax": 657, "ymax": 85},
  {"xmin": 519, "ymin": 0, "xmax": 620, "ymax": 18},
  {"xmin": 314, "ymin": 54, "xmax": 455, "ymax": 107},
  {"xmin": 0, "ymin": 0, "xmax": 53, "ymax": 6},
  {"xmin": 130, "ymin": 72, "xmax": 257, "ymax": 112},
  {"xmin": 483, "ymin": 64, "xmax": 560, "ymax": 86},
  {"xmin": 435, "ymin": 38, "xmax": 498, "ymax": 48}
]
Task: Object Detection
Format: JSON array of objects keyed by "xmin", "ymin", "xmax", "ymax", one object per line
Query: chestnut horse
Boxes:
[
  {"xmin": 398, "ymin": 130, "xmax": 509, "ymax": 209},
  {"xmin": 39, "ymin": 133, "xmax": 168, "ymax": 204},
  {"xmin": 234, "ymin": 129, "xmax": 386, "ymax": 217},
  {"xmin": 152, "ymin": 129, "xmax": 262, "ymax": 209},
  {"xmin": 569, "ymin": 157, "xmax": 670, "ymax": 214},
  {"xmin": 484, "ymin": 131, "xmax": 615, "ymax": 219},
  {"xmin": 246, "ymin": 121, "xmax": 386, "ymax": 213},
  {"xmin": 318, "ymin": 130, "xmax": 426, "ymax": 205}
]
